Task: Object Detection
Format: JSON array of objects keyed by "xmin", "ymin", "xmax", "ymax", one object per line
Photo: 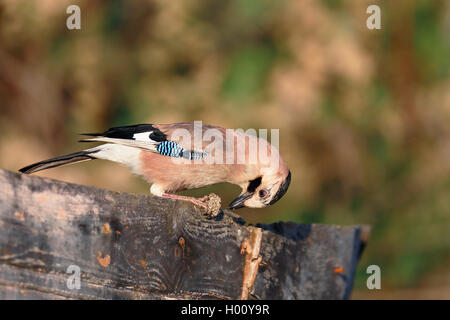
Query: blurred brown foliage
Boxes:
[{"xmin": 0, "ymin": 0, "xmax": 449, "ymax": 298}]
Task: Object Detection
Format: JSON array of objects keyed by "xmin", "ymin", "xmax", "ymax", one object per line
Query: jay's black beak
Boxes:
[{"xmin": 228, "ymin": 192, "xmax": 253, "ymax": 210}]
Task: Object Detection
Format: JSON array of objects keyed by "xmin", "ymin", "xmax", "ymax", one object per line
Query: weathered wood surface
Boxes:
[{"xmin": 0, "ymin": 168, "xmax": 367, "ymax": 300}]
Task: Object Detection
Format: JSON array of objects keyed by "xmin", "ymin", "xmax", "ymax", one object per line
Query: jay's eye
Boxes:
[{"xmin": 258, "ymin": 189, "xmax": 269, "ymax": 198}]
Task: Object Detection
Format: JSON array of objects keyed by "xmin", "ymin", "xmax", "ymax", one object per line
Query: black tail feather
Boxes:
[
  {"xmin": 19, "ymin": 150, "xmax": 98, "ymax": 174},
  {"xmin": 79, "ymin": 133, "xmax": 103, "ymax": 137}
]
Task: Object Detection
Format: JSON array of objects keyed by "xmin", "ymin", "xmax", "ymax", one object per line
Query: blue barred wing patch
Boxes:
[
  {"xmin": 157, "ymin": 141, "xmax": 208, "ymax": 160},
  {"xmin": 157, "ymin": 141, "xmax": 183, "ymax": 157}
]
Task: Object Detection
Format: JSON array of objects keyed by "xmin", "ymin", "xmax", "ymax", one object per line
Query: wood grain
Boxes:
[{"xmin": 0, "ymin": 168, "xmax": 367, "ymax": 299}]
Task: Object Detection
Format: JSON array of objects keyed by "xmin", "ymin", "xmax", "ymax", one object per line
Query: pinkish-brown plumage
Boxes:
[{"xmin": 19, "ymin": 122, "xmax": 291, "ymax": 211}]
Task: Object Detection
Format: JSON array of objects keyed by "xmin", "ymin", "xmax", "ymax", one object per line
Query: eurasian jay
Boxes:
[{"xmin": 19, "ymin": 122, "xmax": 291, "ymax": 212}]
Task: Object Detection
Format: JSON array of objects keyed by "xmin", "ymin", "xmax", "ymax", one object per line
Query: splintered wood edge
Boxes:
[{"xmin": 239, "ymin": 226, "xmax": 263, "ymax": 300}]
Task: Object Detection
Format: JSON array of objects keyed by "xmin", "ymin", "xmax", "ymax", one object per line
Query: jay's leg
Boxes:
[
  {"xmin": 161, "ymin": 193, "xmax": 208, "ymax": 210},
  {"xmin": 150, "ymin": 184, "xmax": 208, "ymax": 210}
]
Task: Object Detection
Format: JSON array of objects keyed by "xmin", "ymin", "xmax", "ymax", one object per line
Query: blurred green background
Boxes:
[{"xmin": 0, "ymin": 0, "xmax": 449, "ymax": 299}]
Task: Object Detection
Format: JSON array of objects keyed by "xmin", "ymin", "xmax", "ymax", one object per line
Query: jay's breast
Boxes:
[{"xmin": 139, "ymin": 151, "xmax": 230, "ymax": 191}]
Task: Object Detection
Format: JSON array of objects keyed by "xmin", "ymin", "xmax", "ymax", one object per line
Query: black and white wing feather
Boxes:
[{"xmin": 80, "ymin": 124, "xmax": 208, "ymax": 160}]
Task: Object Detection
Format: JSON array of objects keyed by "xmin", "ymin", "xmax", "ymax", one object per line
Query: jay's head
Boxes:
[{"xmin": 228, "ymin": 170, "xmax": 291, "ymax": 209}]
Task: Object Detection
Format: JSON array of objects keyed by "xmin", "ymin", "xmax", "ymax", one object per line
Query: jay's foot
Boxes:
[{"xmin": 198, "ymin": 193, "xmax": 222, "ymax": 218}]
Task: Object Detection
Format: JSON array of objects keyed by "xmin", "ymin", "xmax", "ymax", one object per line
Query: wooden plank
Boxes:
[{"xmin": 0, "ymin": 168, "xmax": 367, "ymax": 299}]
